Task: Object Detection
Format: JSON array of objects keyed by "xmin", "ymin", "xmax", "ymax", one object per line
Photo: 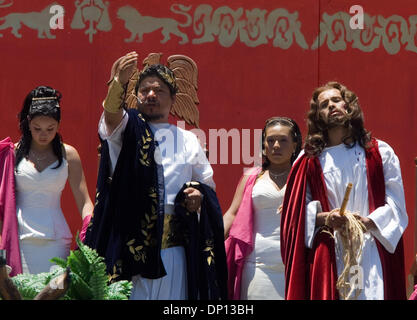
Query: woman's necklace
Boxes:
[
  {"xmin": 268, "ymin": 169, "xmax": 290, "ymax": 179},
  {"xmin": 29, "ymin": 150, "xmax": 49, "ymax": 162}
]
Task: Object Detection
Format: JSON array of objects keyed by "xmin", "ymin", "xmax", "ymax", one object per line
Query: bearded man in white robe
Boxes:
[{"xmin": 281, "ymin": 81, "xmax": 408, "ymax": 300}]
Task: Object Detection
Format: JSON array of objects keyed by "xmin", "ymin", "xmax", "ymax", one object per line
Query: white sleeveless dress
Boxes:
[
  {"xmin": 240, "ymin": 178, "xmax": 286, "ymax": 300},
  {"xmin": 15, "ymin": 158, "xmax": 72, "ymax": 274}
]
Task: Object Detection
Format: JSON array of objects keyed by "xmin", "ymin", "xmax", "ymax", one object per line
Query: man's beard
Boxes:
[
  {"xmin": 324, "ymin": 113, "xmax": 350, "ymax": 128},
  {"xmin": 138, "ymin": 104, "xmax": 164, "ymax": 122}
]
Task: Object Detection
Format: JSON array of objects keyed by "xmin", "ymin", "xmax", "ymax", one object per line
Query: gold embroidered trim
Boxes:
[
  {"xmin": 139, "ymin": 128, "xmax": 152, "ymax": 167},
  {"xmin": 204, "ymin": 239, "xmax": 215, "ymax": 266},
  {"xmin": 161, "ymin": 214, "xmax": 184, "ymax": 249}
]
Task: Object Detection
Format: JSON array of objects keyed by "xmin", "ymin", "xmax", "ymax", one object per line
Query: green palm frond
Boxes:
[
  {"xmin": 107, "ymin": 281, "xmax": 132, "ymax": 300},
  {"xmin": 10, "ymin": 235, "xmax": 131, "ymax": 300},
  {"xmin": 67, "ymin": 272, "xmax": 93, "ymax": 300},
  {"xmin": 11, "ymin": 267, "xmax": 65, "ymax": 300},
  {"xmin": 49, "ymin": 257, "xmax": 67, "ymax": 269}
]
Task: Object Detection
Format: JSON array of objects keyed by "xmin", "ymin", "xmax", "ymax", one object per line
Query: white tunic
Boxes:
[
  {"xmin": 98, "ymin": 111, "xmax": 215, "ymax": 299},
  {"xmin": 15, "ymin": 157, "xmax": 72, "ymax": 274},
  {"xmin": 304, "ymin": 140, "xmax": 408, "ymax": 300},
  {"xmin": 241, "ymin": 179, "xmax": 286, "ymax": 300}
]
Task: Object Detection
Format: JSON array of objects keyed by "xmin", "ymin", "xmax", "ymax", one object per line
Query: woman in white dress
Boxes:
[
  {"xmin": 0, "ymin": 86, "xmax": 94, "ymax": 274},
  {"xmin": 224, "ymin": 117, "xmax": 302, "ymax": 300}
]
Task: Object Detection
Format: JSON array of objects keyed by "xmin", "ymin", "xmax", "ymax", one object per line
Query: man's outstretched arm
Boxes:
[{"xmin": 103, "ymin": 51, "xmax": 138, "ymax": 135}]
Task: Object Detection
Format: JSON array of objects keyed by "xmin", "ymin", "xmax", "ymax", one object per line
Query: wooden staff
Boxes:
[{"xmin": 339, "ymin": 183, "xmax": 353, "ymax": 216}]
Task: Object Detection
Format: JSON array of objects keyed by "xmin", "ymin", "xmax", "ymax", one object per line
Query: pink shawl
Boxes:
[
  {"xmin": 410, "ymin": 285, "xmax": 417, "ymax": 300},
  {"xmin": 224, "ymin": 167, "xmax": 261, "ymax": 300},
  {"xmin": 0, "ymin": 137, "xmax": 22, "ymax": 276}
]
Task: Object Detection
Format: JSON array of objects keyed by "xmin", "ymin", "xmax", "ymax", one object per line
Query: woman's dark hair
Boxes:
[
  {"xmin": 261, "ymin": 117, "xmax": 302, "ymax": 171},
  {"xmin": 304, "ymin": 81, "xmax": 371, "ymax": 157},
  {"xmin": 15, "ymin": 86, "xmax": 64, "ymax": 170}
]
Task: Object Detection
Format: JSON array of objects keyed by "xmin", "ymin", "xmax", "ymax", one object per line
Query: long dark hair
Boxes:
[
  {"xmin": 304, "ymin": 81, "xmax": 371, "ymax": 157},
  {"xmin": 261, "ymin": 117, "xmax": 302, "ymax": 171},
  {"xmin": 15, "ymin": 86, "xmax": 64, "ymax": 170}
]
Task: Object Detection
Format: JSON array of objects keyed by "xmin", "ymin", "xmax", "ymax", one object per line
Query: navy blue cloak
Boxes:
[
  {"xmin": 84, "ymin": 109, "xmax": 166, "ymax": 281},
  {"xmin": 175, "ymin": 182, "xmax": 228, "ymax": 300}
]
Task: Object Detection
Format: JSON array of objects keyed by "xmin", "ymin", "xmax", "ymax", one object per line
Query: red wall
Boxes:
[{"xmin": 0, "ymin": 0, "xmax": 416, "ymax": 285}]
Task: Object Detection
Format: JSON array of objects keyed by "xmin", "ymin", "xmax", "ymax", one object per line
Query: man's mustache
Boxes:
[
  {"xmin": 132, "ymin": 93, "xmax": 160, "ymax": 107},
  {"xmin": 320, "ymin": 112, "xmax": 350, "ymax": 127}
]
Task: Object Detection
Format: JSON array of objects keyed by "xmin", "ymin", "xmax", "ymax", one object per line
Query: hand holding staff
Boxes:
[{"xmin": 324, "ymin": 182, "xmax": 352, "ymax": 229}]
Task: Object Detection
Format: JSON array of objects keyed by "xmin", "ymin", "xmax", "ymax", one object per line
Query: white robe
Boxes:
[
  {"xmin": 304, "ymin": 140, "xmax": 408, "ymax": 300},
  {"xmin": 98, "ymin": 111, "xmax": 215, "ymax": 299}
]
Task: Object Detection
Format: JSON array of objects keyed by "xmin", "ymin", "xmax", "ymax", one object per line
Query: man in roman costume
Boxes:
[
  {"xmin": 84, "ymin": 52, "xmax": 227, "ymax": 300},
  {"xmin": 281, "ymin": 81, "xmax": 408, "ymax": 300}
]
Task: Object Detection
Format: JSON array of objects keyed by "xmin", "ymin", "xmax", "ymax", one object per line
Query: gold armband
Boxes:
[{"xmin": 103, "ymin": 76, "xmax": 126, "ymax": 113}]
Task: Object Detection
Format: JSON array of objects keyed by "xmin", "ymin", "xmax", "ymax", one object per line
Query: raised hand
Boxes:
[{"xmin": 116, "ymin": 51, "xmax": 138, "ymax": 85}]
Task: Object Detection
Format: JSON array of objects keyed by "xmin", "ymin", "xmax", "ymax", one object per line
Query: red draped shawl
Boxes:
[{"xmin": 0, "ymin": 137, "xmax": 22, "ymax": 276}]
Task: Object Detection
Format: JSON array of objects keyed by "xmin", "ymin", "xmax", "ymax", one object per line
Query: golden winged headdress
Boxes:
[{"xmin": 112, "ymin": 53, "xmax": 200, "ymax": 128}]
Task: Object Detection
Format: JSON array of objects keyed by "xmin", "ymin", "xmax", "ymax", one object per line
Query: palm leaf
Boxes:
[{"xmin": 8, "ymin": 236, "xmax": 132, "ymax": 300}]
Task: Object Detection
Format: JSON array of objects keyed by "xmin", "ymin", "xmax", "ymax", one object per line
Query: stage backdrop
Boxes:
[{"xmin": 0, "ymin": 0, "xmax": 416, "ymax": 289}]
